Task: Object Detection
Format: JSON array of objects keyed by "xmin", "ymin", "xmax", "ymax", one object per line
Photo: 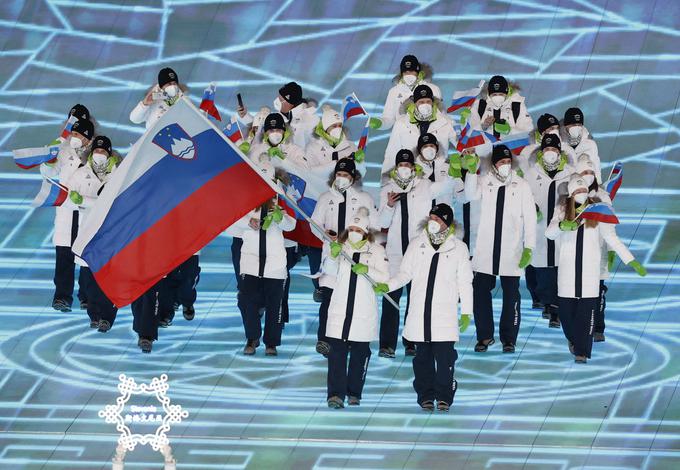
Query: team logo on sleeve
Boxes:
[{"xmin": 152, "ymin": 123, "xmax": 196, "ymax": 161}]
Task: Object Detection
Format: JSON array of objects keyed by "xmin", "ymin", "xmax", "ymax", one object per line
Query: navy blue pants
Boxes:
[
  {"xmin": 131, "ymin": 282, "xmax": 163, "ymax": 341},
  {"xmin": 167, "ymin": 255, "xmax": 201, "ymax": 310},
  {"xmin": 80, "ymin": 267, "xmax": 118, "ymax": 325},
  {"xmin": 558, "ymin": 296, "xmax": 597, "ymax": 358},
  {"xmin": 595, "ymin": 281, "xmax": 607, "ymax": 334},
  {"xmin": 473, "ymin": 273, "xmax": 521, "ymax": 345},
  {"xmin": 534, "ymin": 266, "xmax": 558, "ymax": 308},
  {"xmin": 327, "ymin": 338, "xmax": 371, "ymax": 401},
  {"xmin": 300, "ymin": 245, "xmax": 322, "ymax": 290},
  {"xmin": 238, "ymin": 275, "xmax": 285, "ymax": 347},
  {"xmin": 281, "ymin": 246, "xmax": 300, "ymax": 324},
  {"xmin": 231, "ymin": 237, "xmax": 243, "ymax": 290},
  {"xmin": 412, "ymin": 342, "xmax": 458, "ymax": 405},
  {"xmin": 525, "ymin": 264, "xmax": 540, "ymax": 304},
  {"xmin": 317, "ymin": 287, "xmax": 333, "ymax": 341},
  {"xmin": 53, "ymin": 246, "xmax": 88, "ymax": 306},
  {"xmin": 379, "ymin": 284, "xmax": 413, "ymax": 350}
]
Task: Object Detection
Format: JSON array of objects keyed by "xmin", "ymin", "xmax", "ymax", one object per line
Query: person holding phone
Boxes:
[{"xmin": 130, "ymin": 67, "xmax": 187, "ymax": 129}]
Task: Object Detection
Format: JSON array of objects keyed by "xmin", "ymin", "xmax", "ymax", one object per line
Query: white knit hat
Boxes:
[
  {"xmin": 567, "ymin": 173, "xmax": 588, "ymax": 196},
  {"xmin": 348, "ymin": 207, "xmax": 370, "ymax": 233},
  {"xmin": 575, "ymin": 154, "xmax": 594, "ymax": 174},
  {"xmin": 321, "ymin": 105, "xmax": 342, "ymax": 131}
]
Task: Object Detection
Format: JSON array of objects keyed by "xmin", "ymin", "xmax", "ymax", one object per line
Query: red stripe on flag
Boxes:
[{"xmin": 94, "ymin": 162, "xmax": 275, "ymax": 307}]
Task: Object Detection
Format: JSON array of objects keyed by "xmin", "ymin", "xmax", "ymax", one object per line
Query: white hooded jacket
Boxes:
[{"xmin": 379, "ymin": 79, "xmax": 442, "ymax": 130}]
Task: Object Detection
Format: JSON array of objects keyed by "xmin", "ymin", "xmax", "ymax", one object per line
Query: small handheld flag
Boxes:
[
  {"xmin": 13, "ymin": 145, "xmax": 60, "ymax": 169},
  {"xmin": 342, "ymin": 93, "xmax": 367, "ymax": 121},
  {"xmin": 223, "ymin": 116, "xmax": 243, "ymax": 143},
  {"xmin": 447, "ymin": 80, "xmax": 485, "ymax": 113},
  {"xmin": 357, "ymin": 119, "xmax": 370, "ymax": 151},
  {"xmin": 60, "ymin": 115, "xmax": 78, "ymax": 140},
  {"xmin": 577, "ymin": 202, "xmax": 619, "ymax": 224},
  {"xmin": 604, "ymin": 161, "xmax": 623, "ymax": 200},
  {"xmin": 456, "ymin": 123, "xmax": 485, "ymax": 152},
  {"xmin": 32, "ymin": 175, "xmax": 68, "ymax": 207},
  {"xmin": 199, "ymin": 83, "xmax": 222, "ymax": 121},
  {"xmin": 497, "ymin": 132, "xmax": 530, "ymax": 155}
]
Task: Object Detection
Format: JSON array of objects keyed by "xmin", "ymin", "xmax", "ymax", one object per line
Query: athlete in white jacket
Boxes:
[
  {"xmin": 45, "ymin": 117, "xmax": 94, "ymax": 312},
  {"xmin": 467, "ymin": 75, "xmax": 533, "ymax": 141},
  {"xmin": 517, "ymin": 113, "xmax": 576, "ymax": 175},
  {"xmin": 378, "ymin": 149, "xmax": 457, "ymax": 358},
  {"xmin": 233, "ymin": 193, "xmax": 296, "ymax": 357},
  {"xmin": 64, "ymin": 136, "xmax": 120, "ymax": 332},
  {"xmin": 546, "ymin": 174, "xmax": 646, "ymax": 363},
  {"xmin": 129, "ymin": 67, "xmax": 185, "ymax": 129},
  {"xmin": 465, "ymin": 144, "xmax": 536, "ymax": 353},
  {"xmin": 324, "ymin": 209, "xmax": 388, "ymax": 408},
  {"xmin": 524, "ymin": 134, "xmax": 575, "ymax": 327},
  {"xmin": 311, "ymin": 158, "xmax": 377, "ymax": 356},
  {"xmin": 561, "ymin": 107, "xmax": 601, "ymax": 183},
  {"xmin": 381, "ymin": 84, "xmax": 457, "ymax": 175},
  {"xmin": 370, "ymin": 54, "xmax": 442, "ymax": 131},
  {"xmin": 375, "ymin": 203, "xmax": 473, "ymax": 412}
]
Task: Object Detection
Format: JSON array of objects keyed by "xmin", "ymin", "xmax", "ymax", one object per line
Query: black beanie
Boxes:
[
  {"xmin": 413, "ymin": 84, "xmax": 434, "ymax": 102},
  {"xmin": 158, "ymin": 67, "xmax": 178, "ymax": 88},
  {"xmin": 430, "ymin": 203, "xmax": 454, "ymax": 227},
  {"xmin": 491, "ymin": 144, "xmax": 512, "ymax": 164},
  {"xmin": 263, "ymin": 113, "xmax": 286, "ymax": 132},
  {"xmin": 334, "ymin": 158, "xmax": 356, "ymax": 178},
  {"xmin": 92, "ymin": 135, "xmax": 112, "ymax": 155},
  {"xmin": 395, "ymin": 149, "xmax": 415, "ymax": 166},
  {"xmin": 564, "ymin": 107, "xmax": 584, "ymax": 126},
  {"xmin": 400, "ymin": 54, "xmax": 420, "ymax": 73},
  {"xmin": 278, "ymin": 81, "xmax": 303, "ymax": 107},
  {"xmin": 417, "ymin": 133, "xmax": 438, "ymax": 151},
  {"xmin": 71, "ymin": 119, "xmax": 94, "ymax": 139},
  {"xmin": 541, "ymin": 133, "xmax": 561, "ymax": 151},
  {"xmin": 537, "ymin": 113, "xmax": 559, "ymax": 134},
  {"xmin": 69, "ymin": 104, "xmax": 90, "ymax": 122},
  {"xmin": 488, "ymin": 75, "xmax": 509, "ymax": 94}
]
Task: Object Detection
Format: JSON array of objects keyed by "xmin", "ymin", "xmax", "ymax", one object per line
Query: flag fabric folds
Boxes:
[
  {"xmin": 60, "ymin": 115, "xmax": 78, "ymax": 140},
  {"xmin": 604, "ymin": 161, "xmax": 623, "ymax": 200},
  {"xmin": 578, "ymin": 202, "xmax": 619, "ymax": 224},
  {"xmin": 447, "ymin": 80, "xmax": 484, "ymax": 113},
  {"xmin": 342, "ymin": 93, "xmax": 367, "ymax": 121},
  {"xmin": 12, "ymin": 145, "xmax": 60, "ymax": 169},
  {"xmin": 31, "ymin": 175, "xmax": 68, "ymax": 207},
  {"xmin": 223, "ymin": 116, "xmax": 243, "ymax": 143},
  {"xmin": 357, "ymin": 119, "xmax": 370, "ymax": 151},
  {"xmin": 72, "ymin": 98, "xmax": 276, "ymax": 307},
  {"xmin": 199, "ymin": 83, "xmax": 221, "ymax": 121}
]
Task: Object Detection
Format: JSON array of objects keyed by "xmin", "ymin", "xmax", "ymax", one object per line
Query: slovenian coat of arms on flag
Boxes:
[{"xmin": 342, "ymin": 93, "xmax": 367, "ymax": 121}]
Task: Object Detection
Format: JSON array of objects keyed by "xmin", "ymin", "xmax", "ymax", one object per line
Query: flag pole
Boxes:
[
  {"xmin": 185, "ymin": 97, "xmax": 400, "ymax": 309},
  {"xmin": 44, "ymin": 175, "xmax": 68, "ymax": 193}
]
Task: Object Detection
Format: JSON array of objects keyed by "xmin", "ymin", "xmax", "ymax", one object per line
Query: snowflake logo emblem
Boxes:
[{"xmin": 99, "ymin": 374, "xmax": 188, "ymax": 468}]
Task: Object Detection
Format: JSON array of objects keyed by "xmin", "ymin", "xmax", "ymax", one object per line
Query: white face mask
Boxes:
[
  {"xmin": 92, "ymin": 152, "xmax": 108, "ymax": 166},
  {"xmin": 496, "ymin": 163, "xmax": 511, "ymax": 179},
  {"xmin": 568, "ymin": 125, "xmax": 583, "ymax": 138},
  {"xmin": 490, "ymin": 95, "xmax": 506, "ymax": 108},
  {"xmin": 328, "ymin": 127, "xmax": 343, "ymax": 140},
  {"xmin": 582, "ymin": 173, "xmax": 595, "ymax": 187},
  {"xmin": 334, "ymin": 176, "xmax": 351, "ymax": 191},
  {"xmin": 417, "ymin": 103, "xmax": 432, "ymax": 118},
  {"xmin": 574, "ymin": 193, "xmax": 588, "ymax": 205},
  {"xmin": 543, "ymin": 150, "xmax": 559, "ymax": 165},
  {"xmin": 70, "ymin": 137, "xmax": 83, "ymax": 149},
  {"xmin": 397, "ymin": 166, "xmax": 413, "ymax": 180},
  {"xmin": 421, "ymin": 147, "xmax": 436, "ymax": 161},
  {"xmin": 164, "ymin": 84, "xmax": 178, "ymax": 98},
  {"xmin": 427, "ymin": 220, "xmax": 443, "ymax": 234},
  {"xmin": 403, "ymin": 74, "xmax": 417, "ymax": 86},
  {"xmin": 268, "ymin": 132, "xmax": 283, "ymax": 145},
  {"xmin": 273, "ymin": 97, "xmax": 282, "ymax": 112},
  {"xmin": 347, "ymin": 231, "xmax": 364, "ymax": 244}
]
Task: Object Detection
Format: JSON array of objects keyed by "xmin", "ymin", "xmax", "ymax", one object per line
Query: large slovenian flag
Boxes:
[
  {"xmin": 604, "ymin": 161, "xmax": 623, "ymax": 200},
  {"xmin": 447, "ymin": 80, "xmax": 485, "ymax": 113},
  {"xmin": 13, "ymin": 144, "xmax": 60, "ymax": 169},
  {"xmin": 31, "ymin": 175, "xmax": 68, "ymax": 207},
  {"xmin": 342, "ymin": 93, "xmax": 367, "ymax": 121},
  {"xmin": 199, "ymin": 82, "xmax": 221, "ymax": 121},
  {"xmin": 578, "ymin": 202, "xmax": 619, "ymax": 224},
  {"xmin": 223, "ymin": 116, "xmax": 243, "ymax": 143},
  {"xmin": 60, "ymin": 115, "xmax": 78, "ymax": 140},
  {"xmin": 72, "ymin": 98, "xmax": 276, "ymax": 307},
  {"xmin": 497, "ymin": 132, "xmax": 530, "ymax": 155}
]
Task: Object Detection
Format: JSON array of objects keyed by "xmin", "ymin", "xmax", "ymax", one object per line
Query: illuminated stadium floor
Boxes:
[{"xmin": 1, "ymin": 0, "xmax": 680, "ymax": 468}]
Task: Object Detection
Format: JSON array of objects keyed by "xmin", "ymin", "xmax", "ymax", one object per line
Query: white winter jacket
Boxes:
[
  {"xmin": 467, "ymin": 91, "xmax": 533, "ymax": 136},
  {"xmin": 388, "ymin": 231, "xmax": 473, "ymax": 342},
  {"xmin": 465, "ymin": 171, "xmax": 537, "ymax": 276},
  {"xmin": 379, "ymin": 79, "xmax": 442, "ymax": 131},
  {"xmin": 325, "ymin": 241, "xmax": 389, "ymax": 342},
  {"xmin": 546, "ymin": 205, "xmax": 634, "ymax": 298},
  {"xmin": 562, "ymin": 126, "xmax": 601, "ymax": 182},
  {"xmin": 129, "ymin": 87, "xmax": 183, "ymax": 129}
]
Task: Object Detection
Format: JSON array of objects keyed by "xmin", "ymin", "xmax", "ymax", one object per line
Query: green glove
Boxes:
[
  {"xmin": 459, "ymin": 108, "xmax": 471, "ymax": 126},
  {"xmin": 607, "ymin": 251, "xmax": 616, "ymax": 271},
  {"xmin": 448, "ymin": 153, "xmax": 462, "ymax": 178},
  {"xmin": 463, "ymin": 153, "xmax": 479, "ymax": 173},
  {"xmin": 560, "ymin": 219, "xmax": 579, "ymax": 231},
  {"xmin": 69, "ymin": 191, "xmax": 83, "ymax": 205},
  {"xmin": 261, "ymin": 214, "xmax": 273, "ymax": 231},
  {"xmin": 494, "ymin": 120, "xmax": 511, "ymax": 135},
  {"xmin": 270, "ymin": 205, "xmax": 283, "ymax": 223},
  {"xmin": 238, "ymin": 141, "xmax": 251, "ymax": 154},
  {"xmin": 628, "ymin": 260, "xmax": 647, "ymax": 277},
  {"xmin": 330, "ymin": 241, "xmax": 343, "ymax": 258},
  {"xmin": 268, "ymin": 146, "xmax": 285, "ymax": 159},
  {"xmin": 351, "ymin": 263, "xmax": 368, "ymax": 275},
  {"xmin": 368, "ymin": 117, "xmax": 382, "ymax": 130},
  {"xmin": 536, "ymin": 210, "xmax": 543, "ymax": 222},
  {"xmin": 459, "ymin": 314, "xmax": 471, "ymax": 333},
  {"xmin": 519, "ymin": 247, "xmax": 532, "ymax": 269},
  {"xmin": 516, "ymin": 168, "xmax": 524, "ymax": 178},
  {"xmin": 354, "ymin": 148, "xmax": 365, "ymax": 163},
  {"xmin": 373, "ymin": 282, "xmax": 390, "ymax": 295}
]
